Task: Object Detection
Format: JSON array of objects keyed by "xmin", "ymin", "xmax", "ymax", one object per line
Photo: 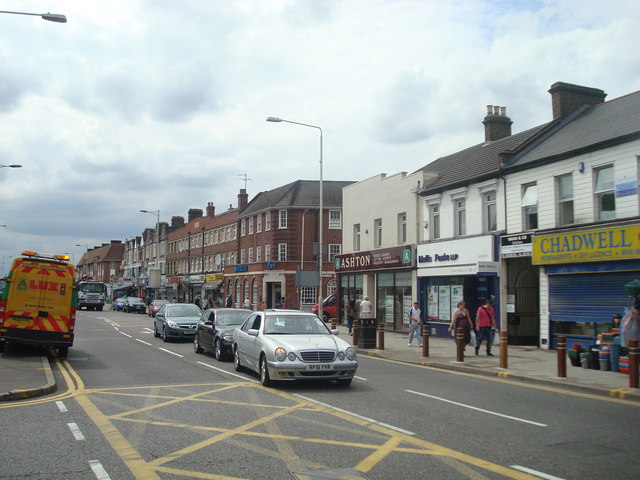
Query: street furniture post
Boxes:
[
  {"xmin": 422, "ymin": 323, "xmax": 429, "ymax": 357},
  {"xmin": 629, "ymin": 339, "xmax": 639, "ymax": 389},
  {"xmin": 377, "ymin": 321, "xmax": 384, "ymax": 350},
  {"xmin": 331, "ymin": 317, "xmax": 337, "ymax": 330},
  {"xmin": 455, "ymin": 327, "xmax": 464, "ymax": 362},
  {"xmin": 557, "ymin": 335, "xmax": 567, "ymax": 378},
  {"xmin": 500, "ymin": 330, "xmax": 508, "ymax": 368},
  {"xmin": 352, "ymin": 318, "xmax": 359, "ymax": 346}
]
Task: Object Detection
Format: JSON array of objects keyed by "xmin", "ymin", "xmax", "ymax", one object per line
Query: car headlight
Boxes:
[
  {"xmin": 288, "ymin": 352, "xmax": 297, "ymax": 361},
  {"xmin": 346, "ymin": 347, "xmax": 356, "ymax": 361},
  {"xmin": 167, "ymin": 320, "xmax": 178, "ymax": 328},
  {"xmin": 275, "ymin": 347, "xmax": 287, "ymax": 361},
  {"xmin": 337, "ymin": 351, "xmax": 345, "ymax": 360},
  {"xmin": 222, "ymin": 334, "xmax": 234, "ymax": 342}
]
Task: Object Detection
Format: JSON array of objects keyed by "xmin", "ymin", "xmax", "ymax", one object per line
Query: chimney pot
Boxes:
[
  {"xmin": 486, "ymin": 105, "xmax": 493, "ymax": 114},
  {"xmin": 493, "ymin": 105, "xmax": 500, "ymax": 115}
]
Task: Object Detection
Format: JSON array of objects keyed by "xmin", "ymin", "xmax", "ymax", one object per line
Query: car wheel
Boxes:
[
  {"xmin": 153, "ymin": 323, "xmax": 160, "ymax": 338},
  {"xmin": 58, "ymin": 346, "xmax": 69, "ymax": 358},
  {"xmin": 193, "ymin": 335, "xmax": 203, "ymax": 354},
  {"xmin": 259, "ymin": 355, "xmax": 272, "ymax": 387},
  {"xmin": 233, "ymin": 347, "xmax": 245, "ymax": 372},
  {"xmin": 336, "ymin": 378, "xmax": 352, "ymax": 387},
  {"xmin": 161, "ymin": 326, "xmax": 168, "ymax": 342},
  {"xmin": 214, "ymin": 339, "xmax": 223, "ymax": 361},
  {"xmin": 323, "ymin": 313, "xmax": 330, "ymax": 323}
]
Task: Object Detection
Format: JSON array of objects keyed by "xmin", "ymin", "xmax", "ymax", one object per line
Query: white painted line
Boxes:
[
  {"xmin": 405, "ymin": 390, "xmax": 547, "ymax": 427},
  {"xmin": 354, "ymin": 375, "xmax": 367, "ymax": 381},
  {"xmin": 196, "ymin": 361, "xmax": 256, "ymax": 382},
  {"xmin": 135, "ymin": 339, "xmax": 152, "ymax": 346},
  {"xmin": 143, "ymin": 328, "xmax": 154, "ymax": 333},
  {"xmin": 56, "ymin": 401, "xmax": 68, "ymax": 413},
  {"xmin": 113, "ymin": 326, "xmax": 119, "ymax": 331},
  {"xmin": 68, "ymin": 422, "xmax": 86, "ymax": 441},
  {"xmin": 159, "ymin": 348, "xmax": 183, "ymax": 358},
  {"xmin": 119, "ymin": 332, "xmax": 132, "ymax": 338},
  {"xmin": 294, "ymin": 394, "xmax": 415, "ymax": 436},
  {"xmin": 89, "ymin": 460, "xmax": 111, "ymax": 480},
  {"xmin": 511, "ymin": 465, "xmax": 565, "ymax": 480}
]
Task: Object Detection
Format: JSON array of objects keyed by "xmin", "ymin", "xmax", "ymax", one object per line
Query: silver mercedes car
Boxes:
[{"xmin": 232, "ymin": 310, "xmax": 357, "ymax": 387}]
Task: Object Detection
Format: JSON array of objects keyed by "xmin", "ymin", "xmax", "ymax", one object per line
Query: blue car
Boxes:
[{"xmin": 113, "ymin": 297, "xmax": 126, "ymax": 311}]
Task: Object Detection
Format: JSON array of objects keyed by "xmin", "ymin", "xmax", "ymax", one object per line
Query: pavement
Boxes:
[{"xmin": 1, "ymin": 328, "xmax": 639, "ymax": 402}]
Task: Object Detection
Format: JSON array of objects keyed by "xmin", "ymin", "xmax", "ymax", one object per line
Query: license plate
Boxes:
[
  {"xmin": 306, "ymin": 364, "xmax": 332, "ymax": 371},
  {"xmin": 10, "ymin": 316, "xmax": 33, "ymax": 325}
]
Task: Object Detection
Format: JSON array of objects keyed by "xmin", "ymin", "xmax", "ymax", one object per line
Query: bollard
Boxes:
[
  {"xmin": 499, "ymin": 330, "xmax": 508, "ymax": 369},
  {"xmin": 629, "ymin": 339, "xmax": 639, "ymax": 389},
  {"xmin": 352, "ymin": 319, "xmax": 359, "ymax": 346},
  {"xmin": 421, "ymin": 324, "xmax": 429, "ymax": 357},
  {"xmin": 557, "ymin": 335, "xmax": 567, "ymax": 378},
  {"xmin": 378, "ymin": 321, "xmax": 385, "ymax": 351},
  {"xmin": 455, "ymin": 327, "xmax": 464, "ymax": 362},
  {"xmin": 331, "ymin": 318, "xmax": 337, "ymax": 330}
]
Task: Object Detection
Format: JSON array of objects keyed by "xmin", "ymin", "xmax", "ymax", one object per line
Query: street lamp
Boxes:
[
  {"xmin": 267, "ymin": 116, "xmax": 324, "ymax": 320},
  {"xmin": 0, "ymin": 10, "xmax": 67, "ymax": 23},
  {"xmin": 139, "ymin": 209, "xmax": 160, "ymax": 267},
  {"xmin": 0, "ymin": 164, "xmax": 22, "ymax": 169}
]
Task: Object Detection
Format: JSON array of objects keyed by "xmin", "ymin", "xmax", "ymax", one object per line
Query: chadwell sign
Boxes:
[
  {"xmin": 532, "ymin": 225, "xmax": 640, "ymax": 265},
  {"xmin": 335, "ymin": 245, "xmax": 413, "ymax": 272}
]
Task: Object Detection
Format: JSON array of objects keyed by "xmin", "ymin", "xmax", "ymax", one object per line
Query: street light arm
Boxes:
[
  {"xmin": 0, "ymin": 10, "xmax": 67, "ymax": 22},
  {"xmin": 0, "ymin": 164, "xmax": 22, "ymax": 168},
  {"xmin": 266, "ymin": 117, "xmax": 322, "ymax": 134}
]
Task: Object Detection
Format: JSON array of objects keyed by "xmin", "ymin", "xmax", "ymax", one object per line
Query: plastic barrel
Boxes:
[
  {"xmin": 580, "ymin": 352, "xmax": 590, "ymax": 369},
  {"xmin": 599, "ymin": 351, "xmax": 610, "ymax": 371}
]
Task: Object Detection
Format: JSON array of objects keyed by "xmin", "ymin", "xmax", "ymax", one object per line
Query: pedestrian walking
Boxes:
[
  {"xmin": 407, "ymin": 301, "xmax": 422, "ymax": 346},
  {"xmin": 346, "ymin": 300, "xmax": 356, "ymax": 334},
  {"xmin": 448, "ymin": 300, "xmax": 473, "ymax": 350},
  {"xmin": 281, "ymin": 297, "xmax": 287, "ymax": 309},
  {"xmin": 475, "ymin": 299, "xmax": 496, "ymax": 356},
  {"xmin": 242, "ymin": 298, "xmax": 251, "ymax": 309},
  {"xmin": 225, "ymin": 294, "xmax": 233, "ymax": 308},
  {"xmin": 359, "ymin": 296, "xmax": 372, "ymax": 317}
]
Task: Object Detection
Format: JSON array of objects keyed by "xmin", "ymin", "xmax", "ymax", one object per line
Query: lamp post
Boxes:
[
  {"xmin": 267, "ymin": 116, "xmax": 323, "ymax": 320},
  {"xmin": 0, "ymin": 10, "xmax": 67, "ymax": 22},
  {"xmin": 0, "ymin": 164, "xmax": 22, "ymax": 169},
  {"xmin": 139, "ymin": 210, "xmax": 160, "ymax": 270},
  {"xmin": 75, "ymin": 243, "xmax": 89, "ymax": 278}
]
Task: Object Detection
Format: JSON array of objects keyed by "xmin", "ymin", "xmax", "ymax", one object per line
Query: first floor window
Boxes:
[
  {"xmin": 278, "ymin": 243, "xmax": 287, "ymax": 261},
  {"xmin": 595, "ymin": 165, "xmax": 615, "ymax": 220},
  {"xmin": 557, "ymin": 174, "xmax": 574, "ymax": 226},
  {"xmin": 522, "ymin": 184, "xmax": 538, "ymax": 230},
  {"xmin": 429, "ymin": 204, "xmax": 440, "ymax": 239},
  {"xmin": 353, "ymin": 224, "xmax": 361, "ymax": 251},
  {"xmin": 374, "ymin": 218, "xmax": 382, "ymax": 247},
  {"xmin": 484, "ymin": 192, "xmax": 497, "ymax": 232},
  {"xmin": 329, "ymin": 244, "xmax": 341, "ymax": 261},
  {"xmin": 265, "ymin": 245, "xmax": 271, "ymax": 261},
  {"xmin": 454, "ymin": 199, "xmax": 466, "ymax": 236}
]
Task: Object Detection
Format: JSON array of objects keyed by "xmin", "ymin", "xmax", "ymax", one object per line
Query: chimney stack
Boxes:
[
  {"xmin": 548, "ymin": 82, "xmax": 606, "ymax": 119},
  {"xmin": 206, "ymin": 202, "xmax": 215, "ymax": 217},
  {"xmin": 482, "ymin": 105, "xmax": 513, "ymax": 141},
  {"xmin": 171, "ymin": 216, "xmax": 185, "ymax": 228},
  {"xmin": 188, "ymin": 208, "xmax": 203, "ymax": 222},
  {"xmin": 238, "ymin": 188, "xmax": 249, "ymax": 210}
]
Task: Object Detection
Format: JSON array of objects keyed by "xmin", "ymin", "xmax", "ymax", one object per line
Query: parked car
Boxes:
[
  {"xmin": 193, "ymin": 308, "xmax": 253, "ymax": 360},
  {"xmin": 312, "ymin": 293, "xmax": 338, "ymax": 322},
  {"xmin": 148, "ymin": 299, "xmax": 169, "ymax": 317},
  {"xmin": 113, "ymin": 297, "xmax": 127, "ymax": 311},
  {"xmin": 233, "ymin": 310, "xmax": 357, "ymax": 387},
  {"xmin": 154, "ymin": 303, "xmax": 202, "ymax": 342},
  {"xmin": 124, "ymin": 296, "xmax": 146, "ymax": 314}
]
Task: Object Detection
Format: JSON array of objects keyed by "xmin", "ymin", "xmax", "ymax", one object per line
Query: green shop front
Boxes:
[{"xmin": 335, "ymin": 245, "xmax": 415, "ymax": 332}]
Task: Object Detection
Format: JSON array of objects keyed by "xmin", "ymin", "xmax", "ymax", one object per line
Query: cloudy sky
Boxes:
[{"xmin": 0, "ymin": 0, "xmax": 638, "ymax": 271}]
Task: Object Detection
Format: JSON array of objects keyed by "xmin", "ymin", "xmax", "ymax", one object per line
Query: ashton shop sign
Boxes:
[{"xmin": 335, "ymin": 245, "xmax": 414, "ymax": 272}]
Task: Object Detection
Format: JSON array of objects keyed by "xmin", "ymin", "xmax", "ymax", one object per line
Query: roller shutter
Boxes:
[{"xmin": 549, "ymin": 271, "xmax": 638, "ymax": 323}]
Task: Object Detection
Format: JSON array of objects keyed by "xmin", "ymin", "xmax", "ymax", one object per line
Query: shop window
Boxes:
[
  {"xmin": 397, "ymin": 212, "xmax": 407, "ymax": 244},
  {"xmin": 557, "ymin": 174, "xmax": 574, "ymax": 226},
  {"xmin": 594, "ymin": 165, "xmax": 615, "ymax": 220},
  {"xmin": 243, "ymin": 280, "xmax": 249, "ymax": 304},
  {"xmin": 301, "ymin": 287, "xmax": 317, "ymax": 305},
  {"xmin": 252, "ymin": 280, "xmax": 258, "ymax": 305},
  {"xmin": 521, "ymin": 183, "xmax": 538, "ymax": 230},
  {"xmin": 326, "ymin": 279, "xmax": 337, "ymax": 296}
]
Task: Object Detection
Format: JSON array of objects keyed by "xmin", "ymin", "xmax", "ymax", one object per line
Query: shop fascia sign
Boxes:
[
  {"xmin": 500, "ymin": 233, "xmax": 533, "ymax": 258},
  {"xmin": 206, "ymin": 274, "xmax": 224, "ymax": 283},
  {"xmin": 532, "ymin": 224, "xmax": 640, "ymax": 265},
  {"xmin": 335, "ymin": 245, "xmax": 413, "ymax": 272},
  {"xmin": 417, "ymin": 236, "xmax": 494, "ymax": 268}
]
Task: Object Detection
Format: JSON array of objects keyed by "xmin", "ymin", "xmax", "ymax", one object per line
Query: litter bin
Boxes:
[{"xmin": 358, "ymin": 317, "xmax": 377, "ymax": 348}]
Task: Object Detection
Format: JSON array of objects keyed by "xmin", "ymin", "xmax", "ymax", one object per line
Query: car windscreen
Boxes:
[
  {"xmin": 167, "ymin": 305, "xmax": 202, "ymax": 317},
  {"xmin": 264, "ymin": 315, "xmax": 330, "ymax": 335},
  {"xmin": 127, "ymin": 297, "xmax": 144, "ymax": 304},
  {"xmin": 217, "ymin": 310, "xmax": 251, "ymax": 326},
  {"xmin": 153, "ymin": 300, "xmax": 169, "ymax": 306}
]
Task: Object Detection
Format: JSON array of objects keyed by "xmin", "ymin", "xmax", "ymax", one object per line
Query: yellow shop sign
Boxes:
[{"xmin": 532, "ymin": 225, "xmax": 640, "ymax": 265}]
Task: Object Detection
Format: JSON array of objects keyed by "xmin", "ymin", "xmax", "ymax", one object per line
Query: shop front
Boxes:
[
  {"xmin": 533, "ymin": 224, "xmax": 640, "ymax": 349},
  {"xmin": 417, "ymin": 236, "xmax": 499, "ymax": 338},
  {"xmin": 203, "ymin": 273, "xmax": 224, "ymax": 307},
  {"xmin": 335, "ymin": 245, "xmax": 415, "ymax": 331}
]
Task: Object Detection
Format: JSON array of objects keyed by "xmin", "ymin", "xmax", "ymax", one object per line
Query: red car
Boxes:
[
  {"xmin": 148, "ymin": 299, "xmax": 169, "ymax": 317},
  {"xmin": 312, "ymin": 293, "xmax": 338, "ymax": 322}
]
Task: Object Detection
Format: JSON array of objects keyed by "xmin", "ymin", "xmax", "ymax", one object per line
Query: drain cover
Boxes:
[{"xmin": 290, "ymin": 468, "xmax": 369, "ymax": 480}]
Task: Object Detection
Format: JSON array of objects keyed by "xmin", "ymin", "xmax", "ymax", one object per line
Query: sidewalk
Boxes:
[
  {"xmin": 1, "ymin": 330, "xmax": 639, "ymax": 402},
  {"xmin": 346, "ymin": 327, "xmax": 640, "ymax": 402}
]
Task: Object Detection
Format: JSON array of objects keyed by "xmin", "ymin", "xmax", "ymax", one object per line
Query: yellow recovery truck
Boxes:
[{"xmin": 0, "ymin": 250, "xmax": 77, "ymax": 357}]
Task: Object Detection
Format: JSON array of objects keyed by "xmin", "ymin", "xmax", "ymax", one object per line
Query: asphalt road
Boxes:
[{"xmin": 1, "ymin": 309, "xmax": 638, "ymax": 480}]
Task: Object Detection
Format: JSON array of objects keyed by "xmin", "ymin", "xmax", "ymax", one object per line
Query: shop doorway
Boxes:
[
  {"xmin": 266, "ymin": 282, "xmax": 282, "ymax": 309},
  {"xmin": 506, "ymin": 257, "xmax": 539, "ymax": 346}
]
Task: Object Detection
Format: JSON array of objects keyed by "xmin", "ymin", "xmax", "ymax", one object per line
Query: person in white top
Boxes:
[
  {"xmin": 359, "ymin": 296, "xmax": 372, "ymax": 317},
  {"xmin": 407, "ymin": 301, "xmax": 422, "ymax": 346}
]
